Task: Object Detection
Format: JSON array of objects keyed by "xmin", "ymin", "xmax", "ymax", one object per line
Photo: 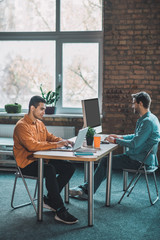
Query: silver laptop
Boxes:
[{"xmin": 52, "ymin": 127, "xmax": 88, "ymax": 152}]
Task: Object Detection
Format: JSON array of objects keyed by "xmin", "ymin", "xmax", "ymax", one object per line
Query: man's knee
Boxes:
[
  {"xmin": 44, "ymin": 164, "xmax": 56, "ymax": 177},
  {"xmin": 66, "ymin": 161, "xmax": 75, "ymax": 175},
  {"xmin": 99, "ymin": 156, "xmax": 108, "ymax": 168}
]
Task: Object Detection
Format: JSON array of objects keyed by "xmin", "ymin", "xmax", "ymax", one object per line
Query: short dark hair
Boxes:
[
  {"xmin": 28, "ymin": 96, "xmax": 46, "ymax": 112},
  {"xmin": 131, "ymin": 91, "xmax": 151, "ymax": 109}
]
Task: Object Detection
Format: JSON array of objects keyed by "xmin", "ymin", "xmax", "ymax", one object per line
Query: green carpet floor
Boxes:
[{"xmin": 0, "ymin": 164, "xmax": 160, "ymax": 240}]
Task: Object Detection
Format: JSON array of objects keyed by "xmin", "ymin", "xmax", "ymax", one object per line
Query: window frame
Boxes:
[{"xmin": 0, "ymin": 0, "xmax": 103, "ymax": 114}]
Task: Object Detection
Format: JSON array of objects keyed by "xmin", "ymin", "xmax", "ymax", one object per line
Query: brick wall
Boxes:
[{"xmin": 102, "ymin": 0, "xmax": 160, "ymax": 137}]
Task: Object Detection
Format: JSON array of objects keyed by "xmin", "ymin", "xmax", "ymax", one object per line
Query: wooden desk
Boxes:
[{"xmin": 34, "ymin": 143, "xmax": 118, "ymax": 226}]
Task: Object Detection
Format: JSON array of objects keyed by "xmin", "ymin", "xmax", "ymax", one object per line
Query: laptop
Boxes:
[{"xmin": 51, "ymin": 127, "xmax": 88, "ymax": 152}]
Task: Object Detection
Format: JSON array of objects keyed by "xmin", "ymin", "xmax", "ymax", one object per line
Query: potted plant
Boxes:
[
  {"xmin": 86, "ymin": 127, "xmax": 96, "ymax": 146},
  {"xmin": 40, "ymin": 84, "xmax": 61, "ymax": 114},
  {"xmin": 5, "ymin": 103, "xmax": 22, "ymax": 113}
]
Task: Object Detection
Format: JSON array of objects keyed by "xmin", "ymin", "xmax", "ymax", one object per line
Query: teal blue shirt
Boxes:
[{"xmin": 116, "ymin": 111, "xmax": 160, "ymax": 166}]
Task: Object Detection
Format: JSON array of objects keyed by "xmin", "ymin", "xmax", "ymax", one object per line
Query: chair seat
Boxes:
[
  {"xmin": 123, "ymin": 166, "xmax": 158, "ymax": 174},
  {"xmin": 16, "ymin": 171, "xmax": 38, "ymax": 180}
]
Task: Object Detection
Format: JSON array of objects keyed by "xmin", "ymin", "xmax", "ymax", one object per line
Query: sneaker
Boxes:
[
  {"xmin": 79, "ymin": 191, "xmax": 88, "ymax": 200},
  {"xmin": 69, "ymin": 186, "xmax": 88, "ymax": 200},
  {"xmin": 55, "ymin": 207, "xmax": 78, "ymax": 224},
  {"xmin": 43, "ymin": 195, "xmax": 56, "ymax": 212},
  {"xmin": 69, "ymin": 186, "xmax": 83, "ymax": 197}
]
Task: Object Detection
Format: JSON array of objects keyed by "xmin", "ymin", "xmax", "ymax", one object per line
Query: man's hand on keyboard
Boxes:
[
  {"xmin": 106, "ymin": 134, "xmax": 123, "ymax": 143},
  {"xmin": 106, "ymin": 136, "xmax": 115, "ymax": 143},
  {"xmin": 57, "ymin": 139, "xmax": 74, "ymax": 148}
]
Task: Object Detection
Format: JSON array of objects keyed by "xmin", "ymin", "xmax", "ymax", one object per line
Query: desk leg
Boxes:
[
  {"xmin": 37, "ymin": 158, "xmax": 44, "ymax": 221},
  {"xmin": 88, "ymin": 161, "xmax": 94, "ymax": 227},
  {"xmin": 64, "ymin": 183, "xmax": 69, "ymax": 203},
  {"xmin": 123, "ymin": 147, "xmax": 128, "ymax": 191},
  {"xmin": 106, "ymin": 152, "xmax": 112, "ymax": 206},
  {"xmin": 84, "ymin": 162, "xmax": 88, "ymax": 182}
]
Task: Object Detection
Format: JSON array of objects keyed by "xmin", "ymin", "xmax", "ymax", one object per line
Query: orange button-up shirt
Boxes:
[{"xmin": 13, "ymin": 114, "xmax": 62, "ymax": 168}]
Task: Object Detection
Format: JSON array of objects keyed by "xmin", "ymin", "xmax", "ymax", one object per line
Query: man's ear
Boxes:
[
  {"xmin": 139, "ymin": 101, "xmax": 143, "ymax": 107},
  {"xmin": 30, "ymin": 105, "xmax": 35, "ymax": 112}
]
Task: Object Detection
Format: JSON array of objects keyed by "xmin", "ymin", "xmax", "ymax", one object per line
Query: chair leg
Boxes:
[
  {"xmin": 11, "ymin": 173, "xmax": 19, "ymax": 208},
  {"xmin": 153, "ymin": 172, "xmax": 159, "ymax": 198},
  {"xmin": 33, "ymin": 180, "xmax": 38, "ymax": 199},
  {"xmin": 118, "ymin": 173, "xmax": 139, "ymax": 204},
  {"xmin": 127, "ymin": 173, "xmax": 141, "ymax": 197},
  {"xmin": 11, "ymin": 174, "xmax": 37, "ymax": 213},
  {"xmin": 21, "ymin": 177, "xmax": 37, "ymax": 212},
  {"xmin": 144, "ymin": 171, "xmax": 159, "ymax": 205}
]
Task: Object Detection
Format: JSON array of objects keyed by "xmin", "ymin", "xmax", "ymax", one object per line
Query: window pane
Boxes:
[
  {"xmin": 61, "ymin": 0, "xmax": 102, "ymax": 31},
  {"xmin": 62, "ymin": 43, "xmax": 99, "ymax": 108},
  {"xmin": 0, "ymin": 0, "xmax": 56, "ymax": 32},
  {"xmin": 0, "ymin": 41, "xmax": 55, "ymax": 109}
]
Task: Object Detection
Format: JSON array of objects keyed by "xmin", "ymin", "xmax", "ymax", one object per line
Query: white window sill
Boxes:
[{"xmin": 0, "ymin": 112, "xmax": 82, "ymax": 118}]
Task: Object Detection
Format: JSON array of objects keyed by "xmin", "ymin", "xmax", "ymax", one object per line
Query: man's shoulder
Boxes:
[
  {"xmin": 142, "ymin": 112, "xmax": 160, "ymax": 128},
  {"xmin": 147, "ymin": 112, "xmax": 159, "ymax": 122},
  {"xmin": 15, "ymin": 115, "xmax": 46, "ymax": 133},
  {"xmin": 15, "ymin": 116, "xmax": 25, "ymax": 126},
  {"xmin": 15, "ymin": 114, "xmax": 33, "ymax": 130},
  {"xmin": 14, "ymin": 117, "xmax": 28, "ymax": 132}
]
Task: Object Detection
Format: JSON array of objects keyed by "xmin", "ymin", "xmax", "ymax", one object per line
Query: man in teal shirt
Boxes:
[{"xmin": 70, "ymin": 92, "xmax": 160, "ymax": 199}]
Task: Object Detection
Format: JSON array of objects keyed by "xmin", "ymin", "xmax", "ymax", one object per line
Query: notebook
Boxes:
[{"xmin": 51, "ymin": 127, "xmax": 88, "ymax": 152}]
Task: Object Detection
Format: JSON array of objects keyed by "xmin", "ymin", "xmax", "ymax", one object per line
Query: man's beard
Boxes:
[
  {"xmin": 33, "ymin": 112, "xmax": 43, "ymax": 120},
  {"xmin": 133, "ymin": 108, "xmax": 139, "ymax": 115}
]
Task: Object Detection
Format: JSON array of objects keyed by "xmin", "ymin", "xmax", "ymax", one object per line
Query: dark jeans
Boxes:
[
  {"xmin": 83, "ymin": 154, "xmax": 142, "ymax": 194},
  {"xmin": 21, "ymin": 160, "xmax": 75, "ymax": 210}
]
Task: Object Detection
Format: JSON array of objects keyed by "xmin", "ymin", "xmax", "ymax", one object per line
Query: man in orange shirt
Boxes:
[{"xmin": 13, "ymin": 95, "xmax": 78, "ymax": 225}]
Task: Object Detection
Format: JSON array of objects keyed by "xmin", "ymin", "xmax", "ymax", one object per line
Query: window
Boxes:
[
  {"xmin": 0, "ymin": 0, "xmax": 56, "ymax": 31},
  {"xmin": 0, "ymin": 41, "xmax": 55, "ymax": 108},
  {"xmin": 62, "ymin": 43, "xmax": 99, "ymax": 108},
  {"xmin": 61, "ymin": 0, "xmax": 102, "ymax": 31},
  {"xmin": 0, "ymin": 0, "xmax": 103, "ymax": 114}
]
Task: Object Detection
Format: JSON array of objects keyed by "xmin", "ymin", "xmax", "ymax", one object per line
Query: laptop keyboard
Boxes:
[
  {"xmin": 63, "ymin": 145, "xmax": 72, "ymax": 149},
  {"xmin": 98, "ymin": 135, "xmax": 109, "ymax": 144},
  {"xmin": 98, "ymin": 134, "xmax": 107, "ymax": 141}
]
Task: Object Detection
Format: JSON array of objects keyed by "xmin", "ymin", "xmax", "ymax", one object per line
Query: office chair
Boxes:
[
  {"xmin": 11, "ymin": 163, "xmax": 38, "ymax": 213},
  {"xmin": 118, "ymin": 143, "xmax": 159, "ymax": 205},
  {"xmin": 11, "ymin": 159, "xmax": 70, "ymax": 213}
]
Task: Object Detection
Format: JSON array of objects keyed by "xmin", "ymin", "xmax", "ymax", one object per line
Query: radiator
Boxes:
[
  {"xmin": 0, "ymin": 124, "xmax": 75, "ymax": 139},
  {"xmin": 0, "ymin": 124, "xmax": 14, "ymax": 138}
]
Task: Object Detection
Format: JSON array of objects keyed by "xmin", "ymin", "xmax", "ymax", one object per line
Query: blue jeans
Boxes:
[{"xmin": 82, "ymin": 154, "xmax": 142, "ymax": 194}]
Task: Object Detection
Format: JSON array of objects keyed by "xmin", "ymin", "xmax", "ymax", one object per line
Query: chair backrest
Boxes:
[
  {"xmin": 13, "ymin": 155, "xmax": 38, "ymax": 180},
  {"xmin": 140, "ymin": 143, "xmax": 159, "ymax": 167},
  {"xmin": 151, "ymin": 143, "xmax": 159, "ymax": 155}
]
